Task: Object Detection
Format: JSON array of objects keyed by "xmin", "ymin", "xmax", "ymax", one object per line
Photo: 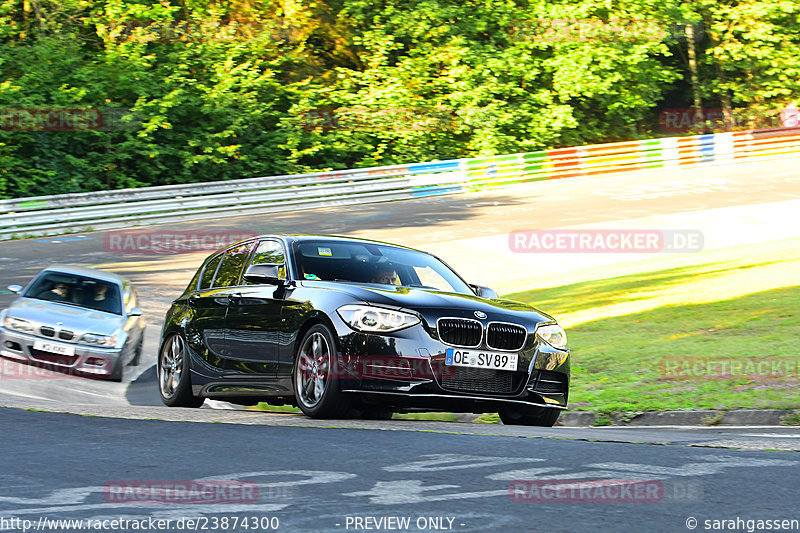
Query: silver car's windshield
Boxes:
[
  {"xmin": 293, "ymin": 240, "xmax": 472, "ymax": 295},
  {"xmin": 24, "ymin": 272, "xmax": 123, "ymax": 315}
]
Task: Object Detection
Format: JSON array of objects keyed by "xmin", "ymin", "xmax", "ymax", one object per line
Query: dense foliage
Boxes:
[{"xmin": 1, "ymin": 0, "xmax": 798, "ymax": 197}]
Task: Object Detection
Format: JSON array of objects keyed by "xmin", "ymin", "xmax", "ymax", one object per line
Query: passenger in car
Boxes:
[{"xmin": 41, "ymin": 282, "xmax": 71, "ymax": 302}]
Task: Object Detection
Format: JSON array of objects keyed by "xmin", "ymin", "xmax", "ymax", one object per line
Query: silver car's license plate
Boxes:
[
  {"xmin": 445, "ymin": 348, "xmax": 517, "ymax": 371},
  {"xmin": 33, "ymin": 340, "xmax": 75, "ymax": 356}
]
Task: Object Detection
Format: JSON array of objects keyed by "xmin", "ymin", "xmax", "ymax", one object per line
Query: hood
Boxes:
[
  {"xmin": 300, "ymin": 281, "xmax": 554, "ymax": 325},
  {"xmin": 4, "ymin": 297, "xmax": 123, "ymax": 336}
]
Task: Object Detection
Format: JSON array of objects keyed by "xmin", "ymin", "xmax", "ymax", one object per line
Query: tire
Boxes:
[
  {"xmin": 292, "ymin": 324, "xmax": 351, "ymax": 418},
  {"xmin": 108, "ymin": 358, "xmax": 123, "ymax": 382},
  {"xmin": 129, "ymin": 336, "xmax": 143, "ymax": 367},
  {"xmin": 158, "ymin": 333, "xmax": 204, "ymax": 408},
  {"xmin": 499, "ymin": 406, "xmax": 561, "ymax": 427}
]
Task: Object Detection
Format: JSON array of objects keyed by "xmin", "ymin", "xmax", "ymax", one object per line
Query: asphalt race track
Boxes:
[
  {"xmin": 1, "ymin": 156, "xmax": 799, "ymax": 532},
  {"xmin": 2, "ymin": 408, "xmax": 800, "ymax": 533}
]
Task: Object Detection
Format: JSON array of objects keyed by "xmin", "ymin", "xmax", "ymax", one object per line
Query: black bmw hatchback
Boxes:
[{"xmin": 158, "ymin": 235, "xmax": 569, "ymax": 426}]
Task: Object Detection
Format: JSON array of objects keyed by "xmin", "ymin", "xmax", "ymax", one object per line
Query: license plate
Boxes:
[
  {"xmin": 445, "ymin": 348, "xmax": 518, "ymax": 371},
  {"xmin": 33, "ymin": 340, "xmax": 75, "ymax": 356}
]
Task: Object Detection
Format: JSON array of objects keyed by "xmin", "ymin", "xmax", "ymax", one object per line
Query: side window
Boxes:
[
  {"xmin": 245, "ymin": 240, "xmax": 286, "ymax": 284},
  {"xmin": 213, "ymin": 242, "xmax": 255, "ymax": 288},
  {"xmin": 199, "ymin": 254, "xmax": 223, "ymax": 290},
  {"xmin": 412, "ymin": 265, "xmax": 451, "ymax": 292},
  {"xmin": 185, "ymin": 266, "xmax": 203, "ymax": 294}
]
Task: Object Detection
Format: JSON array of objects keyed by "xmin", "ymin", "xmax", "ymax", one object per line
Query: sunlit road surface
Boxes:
[
  {"xmin": 0, "ymin": 407, "xmax": 799, "ymax": 533},
  {"xmin": 0, "ymin": 156, "xmax": 798, "ymax": 420}
]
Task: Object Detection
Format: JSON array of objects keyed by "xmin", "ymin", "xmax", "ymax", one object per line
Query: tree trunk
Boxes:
[
  {"xmin": 22, "ymin": 0, "xmax": 31, "ymax": 37},
  {"xmin": 716, "ymin": 65, "xmax": 734, "ymax": 130},
  {"xmin": 686, "ymin": 23, "xmax": 703, "ymax": 129}
]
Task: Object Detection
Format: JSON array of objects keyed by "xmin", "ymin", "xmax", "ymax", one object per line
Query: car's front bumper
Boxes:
[
  {"xmin": 333, "ymin": 322, "xmax": 569, "ymax": 413},
  {"xmin": 0, "ymin": 326, "xmax": 122, "ymax": 378}
]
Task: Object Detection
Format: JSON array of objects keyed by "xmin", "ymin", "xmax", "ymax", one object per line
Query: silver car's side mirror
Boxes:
[
  {"xmin": 128, "ymin": 307, "xmax": 143, "ymax": 317},
  {"xmin": 7, "ymin": 285, "xmax": 22, "ymax": 294}
]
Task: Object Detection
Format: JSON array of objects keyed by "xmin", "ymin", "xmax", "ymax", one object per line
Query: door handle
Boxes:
[{"xmin": 228, "ymin": 292, "xmax": 244, "ymax": 304}]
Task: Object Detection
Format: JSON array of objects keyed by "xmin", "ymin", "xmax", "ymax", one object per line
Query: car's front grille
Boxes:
[
  {"xmin": 441, "ymin": 366, "xmax": 514, "ymax": 394},
  {"xmin": 529, "ymin": 370, "xmax": 568, "ymax": 395},
  {"xmin": 36, "ymin": 326, "xmax": 75, "ymax": 341},
  {"xmin": 486, "ymin": 323, "xmax": 527, "ymax": 351},
  {"xmin": 437, "ymin": 318, "xmax": 482, "ymax": 348}
]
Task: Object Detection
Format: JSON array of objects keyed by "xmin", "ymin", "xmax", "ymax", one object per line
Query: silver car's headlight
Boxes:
[
  {"xmin": 80, "ymin": 333, "xmax": 117, "ymax": 347},
  {"xmin": 536, "ymin": 324, "xmax": 567, "ymax": 349},
  {"xmin": 337, "ymin": 304, "xmax": 420, "ymax": 333},
  {"xmin": 3, "ymin": 316, "xmax": 35, "ymax": 334}
]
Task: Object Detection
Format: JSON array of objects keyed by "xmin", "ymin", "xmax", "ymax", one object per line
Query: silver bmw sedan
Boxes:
[{"xmin": 0, "ymin": 265, "xmax": 145, "ymax": 381}]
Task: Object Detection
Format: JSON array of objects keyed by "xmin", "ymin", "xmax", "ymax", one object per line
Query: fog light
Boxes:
[
  {"xmin": 86, "ymin": 357, "xmax": 106, "ymax": 367},
  {"xmin": 4, "ymin": 340, "xmax": 21, "ymax": 351}
]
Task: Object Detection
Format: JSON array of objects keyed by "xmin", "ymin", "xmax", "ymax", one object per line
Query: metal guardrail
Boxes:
[{"xmin": 2, "ymin": 127, "xmax": 799, "ymax": 239}]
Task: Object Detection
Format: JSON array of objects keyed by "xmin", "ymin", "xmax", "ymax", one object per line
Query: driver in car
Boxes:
[
  {"xmin": 372, "ymin": 265, "xmax": 398, "ymax": 285},
  {"xmin": 89, "ymin": 283, "xmax": 117, "ymax": 313}
]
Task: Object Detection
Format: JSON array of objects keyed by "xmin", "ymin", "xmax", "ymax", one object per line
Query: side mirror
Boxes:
[
  {"xmin": 470, "ymin": 284, "xmax": 498, "ymax": 299},
  {"xmin": 128, "ymin": 307, "xmax": 143, "ymax": 317},
  {"xmin": 243, "ymin": 264, "xmax": 283, "ymax": 285},
  {"xmin": 7, "ymin": 285, "xmax": 22, "ymax": 295}
]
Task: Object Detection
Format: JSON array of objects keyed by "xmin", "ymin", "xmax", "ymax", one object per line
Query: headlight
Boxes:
[
  {"xmin": 3, "ymin": 316, "xmax": 35, "ymax": 334},
  {"xmin": 80, "ymin": 333, "xmax": 117, "ymax": 347},
  {"xmin": 536, "ymin": 323, "xmax": 567, "ymax": 349},
  {"xmin": 337, "ymin": 304, "xmax": 420, "ymax": 333}
]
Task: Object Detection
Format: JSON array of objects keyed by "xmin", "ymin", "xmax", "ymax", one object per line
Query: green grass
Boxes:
[
  {"xmin": 251, "ymin": 403, "xmax": 301, "ymax": 414},
  {"xmin": 505, "ymin": 257, "xmax": 795, "ymax": 319},
  {"xmin": 508, "ymin": 264, "xmax": 800, "ymax": 414},
  {"xmin": 474, "ymin": 412, "xmax": 500, "ymax": 424},
  {"xmin": 780, "ymin": 411, "xmax": 800, "ymax": 426},
  {"xmin": 250, "ymin": 404, "xmax": 465, "ymax": 422}
]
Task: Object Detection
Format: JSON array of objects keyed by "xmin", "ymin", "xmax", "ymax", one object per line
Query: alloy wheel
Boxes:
[
  {"xmin": 295, "ymin": 332, "xmax": 331, "ymax": 409},
  {"xmin": 159, "ymin": 335, "xmax": 184, "ymax": 399}
]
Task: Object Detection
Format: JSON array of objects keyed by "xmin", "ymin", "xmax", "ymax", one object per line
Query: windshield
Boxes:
[
  {"xmin": 24, "ymin": 271, "xmax": 123, "ymax": 315},
  {"xmin": 292, "ymin": 240, "xmax": 473, "ymax": 295}
]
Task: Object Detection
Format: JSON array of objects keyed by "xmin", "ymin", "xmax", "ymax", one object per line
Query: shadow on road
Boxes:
[{"xmin": 125, "ymin": 365, "xmax": 162, "ymax": 406}]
